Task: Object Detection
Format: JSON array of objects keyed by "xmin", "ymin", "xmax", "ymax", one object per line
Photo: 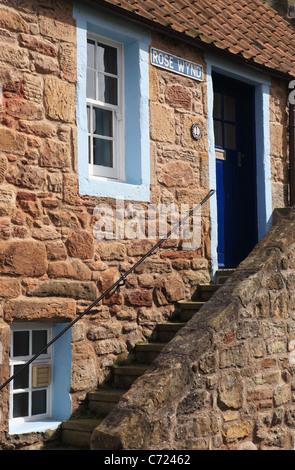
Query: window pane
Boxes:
[
  {"xmin": 88, "ymin": 135, "xmax": 91, "ymax": 164},
  {"xmin": 224, "ymin": 123, "xmax": 236, "ymax": 150},
  {"xmin": 93, "ymin": 108, "xmax": 112, "ymax": 137},
  {"xmin": 13, "ymin": 365, "xmax": 29, "ymax": 390},
  {"xmin": 87, "ymin": 105, "xmax": 91, "ymax": 133},
  {"xmin": 13, "ymin": 331, "xmax": 29, "ymax": 357},
  {"xmin": 213, "ymin": 92, "xmax": 222, "ymax": 119},
  {"xmin": 32, "ymin": 330, "xmax": 47, "ymax": 355},
  {"xmin": 32, "ymin": 390, "xmax": 47, "ymax": 416},
  {"xmin": 87, "ymin": 39, "xmax": 95, "ymax": 68},
  {"xmin": 97, "ymin": 43, "xmax": 117, "ymax": 75},
  {"xmin": 224, "ymin": 95, "xmax": 236, "ymax": 122},
  {"xmin": 86, "ymin": 70, "xmax": 96, "ymax": 100},
  {"xmin": 13, "ymin": 392, "xmax": 28, "ymax": 418},
  {"xmin": 97, "ymin": 73, "xmax": 117, "ymax": 105},
  {"xmin": 214, "ymin": 120, "xmax": 223, "ymax": 147},
  {"xmin": 93, "ymin": 138, "xmax": 113, "ymax": 168}
]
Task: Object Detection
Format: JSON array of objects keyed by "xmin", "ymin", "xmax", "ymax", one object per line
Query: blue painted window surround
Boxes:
[
  {"xmin": 9, "ymin": 324, "xmax": 72, "ymax": 435},
  {"xmin": 74, "ymin": 2, "xmax": 151, "ymax": 201}
]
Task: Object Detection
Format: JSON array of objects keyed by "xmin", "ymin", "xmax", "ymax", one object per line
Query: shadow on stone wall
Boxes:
[{"xmin": 91, "ymin": 206, "xmax": 295, "ymax": 450}]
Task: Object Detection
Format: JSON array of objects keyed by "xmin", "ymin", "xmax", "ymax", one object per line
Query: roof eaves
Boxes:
[{"xmin": 88, "ymin": 0, "xmax": 295, "ymax": 80}]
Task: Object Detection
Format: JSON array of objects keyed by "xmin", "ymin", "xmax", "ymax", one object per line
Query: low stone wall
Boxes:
[{"xmin": 91, "ymin": 206, "xmax": 295, "ymax": 450}]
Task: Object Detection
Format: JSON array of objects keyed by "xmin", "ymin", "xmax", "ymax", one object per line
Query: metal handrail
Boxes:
[{"xmin": 0, "ymin": 189, "xmax": 215, "ymax": 392}]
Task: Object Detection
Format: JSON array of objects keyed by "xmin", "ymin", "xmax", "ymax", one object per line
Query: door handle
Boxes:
[{"xmin": 238, "ymin": 152, "xmax": 245, "ymax": 167}]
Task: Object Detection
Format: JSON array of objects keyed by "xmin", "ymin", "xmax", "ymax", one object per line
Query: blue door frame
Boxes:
[{"xmin": 213, "ymin": 73, "xmax": 258, "ymax": 268}]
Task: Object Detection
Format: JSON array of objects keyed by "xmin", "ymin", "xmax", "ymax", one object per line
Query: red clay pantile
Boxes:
[{"xmin": 92, "ymin": 0, "xmax": 295, "ymax": 78}]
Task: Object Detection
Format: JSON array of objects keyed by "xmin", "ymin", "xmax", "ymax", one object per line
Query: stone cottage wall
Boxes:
[
  {"xmin": 0, "ymin": 0, "xmax": 212, "ymax": 443},
  {"xmin": 0, "ymin": 0, "xmax": 292, "ymax": 449},
  {"xmin": 270, "ymin": 77, "xmax": 290, "ymax": 208},
  {"xmin": 92, "ymin": 206, "xmax": 295, "ymax": 450}
]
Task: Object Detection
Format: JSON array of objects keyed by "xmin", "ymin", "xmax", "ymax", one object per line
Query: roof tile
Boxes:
[{"xmin": 100, "ymin": 0, "xmax": 295, "ymax": 77}]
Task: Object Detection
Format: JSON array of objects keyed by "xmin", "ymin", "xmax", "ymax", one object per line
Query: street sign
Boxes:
[{"xmin": 150, "ymin": 47, "xmax": 203, "ymax": 81}]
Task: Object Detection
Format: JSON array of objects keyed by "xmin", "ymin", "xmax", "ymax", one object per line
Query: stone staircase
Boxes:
[{"xmin": 52, "ymin": 269, "xmax": 235, "ymax": 450}]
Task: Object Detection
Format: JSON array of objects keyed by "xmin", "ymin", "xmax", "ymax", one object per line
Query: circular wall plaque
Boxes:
[{"xmin": 191, "ymin": 123, "xmax": 202, "ymax": 140}]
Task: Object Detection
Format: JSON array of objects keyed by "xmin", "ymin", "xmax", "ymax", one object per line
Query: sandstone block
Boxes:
[
  {"xmin": 33, "ymin": 53, "xmax": 59, "ymax": 75},
  {"xmin": 48, "ymin": 259, "xmax": 91, "ymax": 280},
  {"xmin": 0, "ymin": 7, "xmax": 29, "ymax": 33},
  {"xmin": 48, "ymin": 173, "xmax": 62, "ymax": 193},
  {"xmin": 18, "ymin": 199, "xmax": 42, "ymax": 219},
  {"xmin": 0, "ymin": 277, "xmax": 21, "ymax": 298},
  {"xmin": 27, "ymin": 280, "xmax": 98, "ymax": 301},
  {"xmin": 97, "ymin": 242, "xmax": 126, "ymax": 261},
  {"xmin": 218, "ymin": 371, "xmax": 243, "ymax": 409},
  {"xmin": 0, "ymin": 188, "xmax": 15, "ymax": 216},
  {"xmin": 219, "ymin": 343, "xmax": 247, "ymax": 368},
  {"xmin": 154, "ymin": 275, "xmax": 184, "ymax": 305},
  {"xmin": 0, "ymin": 127, "xmax": 26, "ymax": 154},
  {"xmin": 127, "ymin": 240, "xmax": 154, "ymax": 257},
  {"xmin": 44, "ymin": 77, "xmax": 75, "ymax": 123},
  {"xmin": 253, "ymin": 370, "xmax": 281, "ymax": 385},
  {"xmin": 46, "ymin": 241, "xmax": 67, "ymax": 260},
  {"xmin": 88, "ymin": 323, "xmax": 122, "ymax": 341},
  {"xmin": 99, "ymin": 267, "xmax": 123, "ymax": 305},
  {"xmin": 274, "ymin": 384, "xmax": 291, "ymax": 407},
  {"xmin": 40, "ymin": 139, "xmax": 70, "ymax": 168},
  {"xmin": 94, "ymin": 338, "xmax": 126, "ymax": 356},
  {"xmin": 48, "ymin": 209, "xmax": 80, "ymax": 228},
  {"xmin": 247, "ymin": 385, "xmax": 273, "ymax": 403},
  {"xmin": 60, "ymin": 43, "xmax": 77, "ymax": 83},
  {"xmin": 0, "ymin": 67, "xmax": 21, "ymax": 94},
  {"xmin": 5, "ymin": 97, "xmax": 44, "ymax": 121},
  {"xmin": 4, "ymin": 297, "xmax": 76, "ymax": 322},
  {"xmin": 0, "ymin": 240, "xmax": 47, "ymax": 276},
  {"xmin": 193, "ymin": 414, "xmax": 211, "ymax": 436},
  {"xmin": 160, "ymin": 250, "xmax": 200, "ymax": 260},
  {"xmin": 22, "ymin": 73, "xmax": 43, "ymax": 103},
  {"xmin": 0, "ymin": 155, "xmax": 8, "ymax": 183},
  {"xmin": 134, "ymin": 259, "xmax": 172, "ymax": 274},
  {"xmin": 167, "ymin": 85, "xmax": 191, "ymax": 110},
  {"xmin": 126, "ymin": 289, "xmax": 153, "ymax": 307},
  {"xmin": 159, "ymin": 160, "xmax": 194, "ymax": 187},
  {"xmin": 0, "ymin": 44, "xmax": 30, "ymax": 69},
  {"xmin": 150, "ymin": 102, "xmax": 175, "ymax": 143},
  {"xmin": 224, "ymin": 421, "xmax": 254, "ymax": 443},
  {"xmin": 19, "ymin": 120, "xmax": 56, "ymax": 137},
  {"xmin": 138, "ymin": 307, "xmax": 164, "ymax": 324},
  {"xmin": 39, "ymin": 15, "xmax": 76, "ymax": 44},
  {"xmin": 63, "ymin": 173, "xmax": 79, "ymax": 204},
  {"xmin": 138, "ymin": 274, "xmax": 154, "ymax": 289},
  {"xmin": 7, "ymin": 164, "xmax": 47, "ymax": 190},
  {"xmin": 71, "ymin": 342, "xmax": 97, "ymax": 392},
  {"xmin": 66, "ymin": 230, "xmax": 94, "ymax": 259},
  {"xmin": 19, "ymin": 33, "xmax": 58, "ymax": 56}
]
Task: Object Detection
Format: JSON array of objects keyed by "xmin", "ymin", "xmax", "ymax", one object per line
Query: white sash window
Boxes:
[{"xmin": 86, "ymin": 35, "xmax": 124, "ymax": 181}]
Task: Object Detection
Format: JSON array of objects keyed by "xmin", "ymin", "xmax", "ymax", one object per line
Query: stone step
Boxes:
[
  {"xmin": 216, "ymin": 269, "xmax": 235, "ymax": 284},
  {"xmin": 192, "ymin": 284, "xmax": 222, "ymax": 302},
  {"xmin": 112, "ymin": 364, "xmax": 150, "ymax": 388},
  {"xmin": 88, "ymin": 388, "xmax": 127, "ymax": 415},
  {"xmin": 154, "ymin": 322, "xmax": 186, "ymax": 342},
  {"xmin": 135, "ymin": 342, "xmax": 166, "ymax": 363},
  {"xmin": 60, "ymin": 418, "xmax": 102, "ymax": 449},
  {"xmin": 177, "ymin": 300, "xmax": 206, "ymax": 321}
]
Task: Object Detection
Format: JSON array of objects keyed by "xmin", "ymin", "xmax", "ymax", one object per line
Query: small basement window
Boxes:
[
  {"xmin": 9, "ymin": 323, "xmax": 72, "ymax": 435},
  {"xmin": 10, "ymin": 325, "xmax": 52, "ymax": 422}
]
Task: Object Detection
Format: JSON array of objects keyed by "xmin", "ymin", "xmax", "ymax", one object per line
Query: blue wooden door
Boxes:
[{"xmin": 213, "ymin": 73, "xmax": 257, "ymax": 267}]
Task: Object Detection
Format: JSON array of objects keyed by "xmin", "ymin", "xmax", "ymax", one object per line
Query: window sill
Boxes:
[
  {"xmin": 9, "ymin": 419, "xmax": 61, "ymax": 435},
  {"xmin": 79, "ymin": 175, "xmax": 150, "ymax": 202}
]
